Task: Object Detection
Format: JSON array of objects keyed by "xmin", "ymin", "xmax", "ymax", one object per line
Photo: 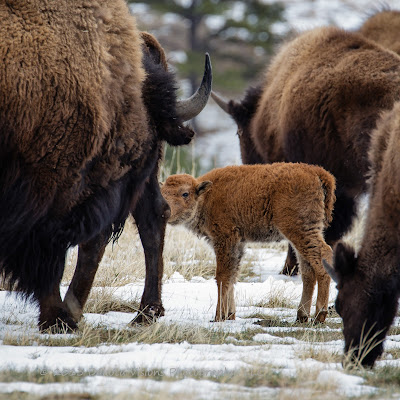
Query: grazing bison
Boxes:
[
  {"xmin": 323, "ymin": 102, "xmax": 400, "ymax": 367},
  {"xmin": 0, "ymin": 0, "xmax": 211, "ymax": 331},
  {"xmin": 358, "ymin": 9, "xmax": 400, "ymax": 55},
  {"xmin": 161, "ymin": 163, "xmax": 335, "ymax": 323},
  {"xmin": 211, "ymin": 26, "xmax": 400, "ymax": 276}
]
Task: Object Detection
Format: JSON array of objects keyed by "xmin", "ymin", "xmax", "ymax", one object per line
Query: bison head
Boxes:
[
  {"xmin": 211, "ymin": 88, "xmax": 264, "ymax": 164},
  {"xmin": 141, "ymin": 32, "xmax": 212, "ymax": 147},
  {"xmin": 160, "ymin": 174, "xmax": 212, "ymax": 226},
  {"xmin": 323, "ymin": 242, "xmax": 398, "ymax": 368}
]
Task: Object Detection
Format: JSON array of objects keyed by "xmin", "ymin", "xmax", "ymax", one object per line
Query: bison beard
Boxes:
[{"xmin": 0, "ymin": 0, "xmax": 211, "ymax": 331}]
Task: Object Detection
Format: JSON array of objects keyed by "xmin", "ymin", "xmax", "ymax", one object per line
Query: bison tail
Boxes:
[{"xmin": 317, "ymin": 168, "xmax": 336, "ymax": 228}]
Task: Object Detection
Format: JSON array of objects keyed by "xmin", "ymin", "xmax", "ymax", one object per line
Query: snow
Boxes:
[
  {"xmin": 0, "ymin": 249, "xmax": 393, "ymax": 398},
  {"xmin": 3, "ymin": 1, "xmax": 400, "ymax": 398}
]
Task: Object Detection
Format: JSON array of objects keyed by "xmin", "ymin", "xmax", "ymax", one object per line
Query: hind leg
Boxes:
[
  {"xmin": 292, "ymin": 236, "xmax": 332, "ymax": 323},
  {"xmin": 63, "ymin": 231, "xmax": 109, "ymax": 324},
  {"xmin": 38, "ymin": 252, "xmax": 77, "ymax": 332},
  {"xmin": 295, "ymin": 254, "xmax": 316, "ymax": 322}
]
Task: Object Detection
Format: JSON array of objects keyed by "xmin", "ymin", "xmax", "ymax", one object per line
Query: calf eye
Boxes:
[{"xmin": 182, "ymin": 192, "xmax": 189, "ymax": 198}]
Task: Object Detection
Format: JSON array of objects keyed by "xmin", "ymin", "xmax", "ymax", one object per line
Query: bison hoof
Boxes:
[
  {"xmin": 130, "ymin": 304, "xmax": 165, "ymax": 325},
  {"xmin": 39, "ymin": 309, "xmax": 78, "ymax": 333},
  {"xmin": 314, "ymin": 310, "xmax": 328, "ymax": 323},
  {"xmin": 214, "ymin": 312, "xmax": 236, "ymax": 322},
  {"xmin": 296, "ymin": 314, "xmax": 309, "ymax": 323}
]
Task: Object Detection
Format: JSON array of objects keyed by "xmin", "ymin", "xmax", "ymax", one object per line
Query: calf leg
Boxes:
[
  {"xmin": 130, "ymin": 174, "xmax": 170, "ymax": 324},
  {"xmin": 292, "ymin": 236, "xmax": 332, "ymax": 323},
  {"xmin": 280, "ymin": 193, "xmax": 356, "ymax": 277},
  {"xmin": 295, "ymin": 254, "xmax": 316, "ymax": 322},
  {"xmin": 63, "ymin": 231, "xmax": 109, "ymax": 324},
  {"xmin": 214, "ymin": 239, "xmax": 244, "ymax": 321}
]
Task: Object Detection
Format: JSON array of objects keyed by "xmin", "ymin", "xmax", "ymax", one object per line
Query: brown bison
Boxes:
[
  {"xmin": 323, "ymin": 102, "xmax": 400, "ymax": 367},
  {"xmin": 161, "ymin": 163, "xmax": 335, "ymax": 323},
  {"xmin": 0, "ymin": 0, "xmax": 211, "ymax": 331},
  {"xmin": 358, "ymin": 9, "xmax": 400, "ymax": 55},
  {"xmin": 211, "ymin": 26, "xmax": 400, "ymax": 276}
]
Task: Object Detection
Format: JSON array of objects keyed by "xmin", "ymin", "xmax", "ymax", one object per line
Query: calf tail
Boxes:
[{"xmin": 316, "ymin": 168, "xmax": 336, "ymax": 228}]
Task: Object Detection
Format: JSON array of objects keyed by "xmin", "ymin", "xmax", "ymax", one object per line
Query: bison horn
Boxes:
[
  {"xmin": 211, "ymin": 91, "xmax": 230, "ymax": 114},
  {"xmin": 176, "ymin": 53, "xmax": 212, "ymax": 122},
  {"xmin": 322, "ymin": 259, "xmax": 339, "ymax": 284}
]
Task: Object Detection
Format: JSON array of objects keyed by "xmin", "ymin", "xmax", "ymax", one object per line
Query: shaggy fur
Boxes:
[
  {"xmin": 358, "ymin": 9, "xmax": 400, "ymax": 55},
  {"xmin": 0, "ymin": 0, "xmax": 206, "ymax": 330},
  {"xmin": 217, "ymin": 26, "xmax": 400, "ymax": 275},
  {"xmin": 161, "ymin": 163, "xmax": 335, "ymax": 322},
  {"xmin": 327, "ymin": 102, "xmax": 400, "ymax": 367}
]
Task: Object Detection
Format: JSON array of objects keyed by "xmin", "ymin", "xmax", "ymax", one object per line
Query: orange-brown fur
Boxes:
[{"xmin": 162, "ymin": 163, "xmax": 335, "ymax": 322}]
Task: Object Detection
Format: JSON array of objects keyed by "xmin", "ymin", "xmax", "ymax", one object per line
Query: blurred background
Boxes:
[{"xmin": 129, "ymin": 0, "xmax": 400, "ymax": 176}]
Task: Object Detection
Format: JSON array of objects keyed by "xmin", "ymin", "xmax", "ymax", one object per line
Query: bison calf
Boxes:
[{"xmin": 161, "ymin": 163, "xmax": 335, "ymax": 323}]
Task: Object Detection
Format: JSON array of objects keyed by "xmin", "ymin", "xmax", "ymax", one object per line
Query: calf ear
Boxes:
[
  {"xmin": 333, "ymin": 242, "xmax": 357, "ymax": 277},
  {"xmin": 196, "ymin": 181, "xmax": 212, "ymax": 196}
]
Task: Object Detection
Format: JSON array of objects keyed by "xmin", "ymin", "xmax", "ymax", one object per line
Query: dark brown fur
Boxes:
[
  {"xmin": 0, "ymin": 0, "xmax": 210, "ymax": 330},
  {"xmin": 326, "ymin": 102, "xmax": 400, "ymax": 367},
  {"xmin": 161, "ymin": 163, "xmax": 335, "ymax": 322}
]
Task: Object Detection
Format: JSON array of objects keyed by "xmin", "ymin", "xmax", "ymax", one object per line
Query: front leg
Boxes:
[
  {"xmin": 63, "ymin": 231, "xmax": 109, "ymax": 324},
  {"xmin": 130, "ymin": 173, "xmax": 170, "ymax": 324},
  {"xmin": 214, "ymin": 239, "xmax": 244, "ymax": 322}
]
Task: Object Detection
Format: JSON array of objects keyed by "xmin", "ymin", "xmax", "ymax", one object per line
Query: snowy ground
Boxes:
[{"xmin": 1, "ymin": 243, "xmax": 400, "ymax": 399}]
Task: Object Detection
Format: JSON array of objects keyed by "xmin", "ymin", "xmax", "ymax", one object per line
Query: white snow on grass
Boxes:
[{"xmin": 0, "ymin": 248, "xmax": 393, "ymax": 399}]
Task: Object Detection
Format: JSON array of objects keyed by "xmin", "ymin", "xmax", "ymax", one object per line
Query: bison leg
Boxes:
[
  {"xmin": 295, "ymin": 255, "xmax": 316, "ymax": 322},
  {"xmin": 38, "ymin": 257, "xmax": 77, "ymax": 333},
  {"xmin": 280, "ymin": 245, "xmax": 299, "ymax": 276},
  {"xmin": 130, "ymin": 174, "xmax": 170, "ymax": 324},
  {"xmin": 63, "ymin": 232, "xmax": 109, "ymax": 324},
  {"xmin": 292, "ymin": 236, "xmax": 332, "ymax": 323},
  {"xmin": 214, "ymin": 240, "xmax": 244, "ymax": 322}
]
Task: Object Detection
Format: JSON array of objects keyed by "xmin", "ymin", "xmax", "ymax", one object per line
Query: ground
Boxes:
[{"xmin": 2, "ymin": 217, "xmax": 400, "ymax": 400}]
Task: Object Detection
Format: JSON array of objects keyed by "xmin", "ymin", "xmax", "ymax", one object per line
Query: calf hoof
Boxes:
[
  {"xmin": 296, "ymin": 314, "xmax": 309, "ymax": 323},
  {"xmin": 314, "ymin": 310, "xmax": 328, "ymax": 323},
  {"xmin": 130, "ymin": 304, "xmax": 165, "ymax": 325},
  {"xmin": 214, "ymin": 312, "xmax": 236, "ymax": 322},
  {"xmin": 39, "ymin": 308, "xmax": 78, "ymax": 333}
]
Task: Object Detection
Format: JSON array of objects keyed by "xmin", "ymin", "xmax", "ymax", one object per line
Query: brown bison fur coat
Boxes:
[
  {"xmin": 0, "ymin": 0, "xmax": 210, "ymax": 330},
  {"xmin": 358, "ymin": 9, "xmax": 400, "ymax": 55},
  {"xmin": 324, "ymin": 102, "xmax": 400, "ymax": 367},
  {"xmin": 215, "ymin": 25, "xmax": 400, "ymax": 276},
  {"xmin": 161, "ymin": 163, "xmax": 335, "ymax": 322}
]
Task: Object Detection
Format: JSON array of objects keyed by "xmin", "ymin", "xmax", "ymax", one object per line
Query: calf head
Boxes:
[
  {"xmin": 323, "ymin": 242, "xmax": 397, "ymax": 368},
  {"xmin": 161, "ymin": 174, "xmax": 212, "ymax": 225}
]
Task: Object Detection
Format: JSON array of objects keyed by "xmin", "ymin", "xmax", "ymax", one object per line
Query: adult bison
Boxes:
[
  {"xmin": 323, "ymin": 102, "xmax": 400, "ymax": 367},
  {"xmin": 0, "ymin": 0, "xmax": 211, "ymax": 331},
  {"xmin": 358, "ymin": 9, "xmax": 400, "ymax": 55},
  {"xmin": 211, "ymin": 26, "xmax": 400, "ymax": 277}
]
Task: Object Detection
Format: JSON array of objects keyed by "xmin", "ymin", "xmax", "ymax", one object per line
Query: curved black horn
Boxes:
[
  {"xmin": 211, "ymin": 91, "xmax": 230, "ymax": 114},
  {"xmin": 176, "ymin": 53, "xmax": 212, "ymax": 121},
  {"xmin": 322, "ymin": 259, "xmax": 339, "ymax": 284}
]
